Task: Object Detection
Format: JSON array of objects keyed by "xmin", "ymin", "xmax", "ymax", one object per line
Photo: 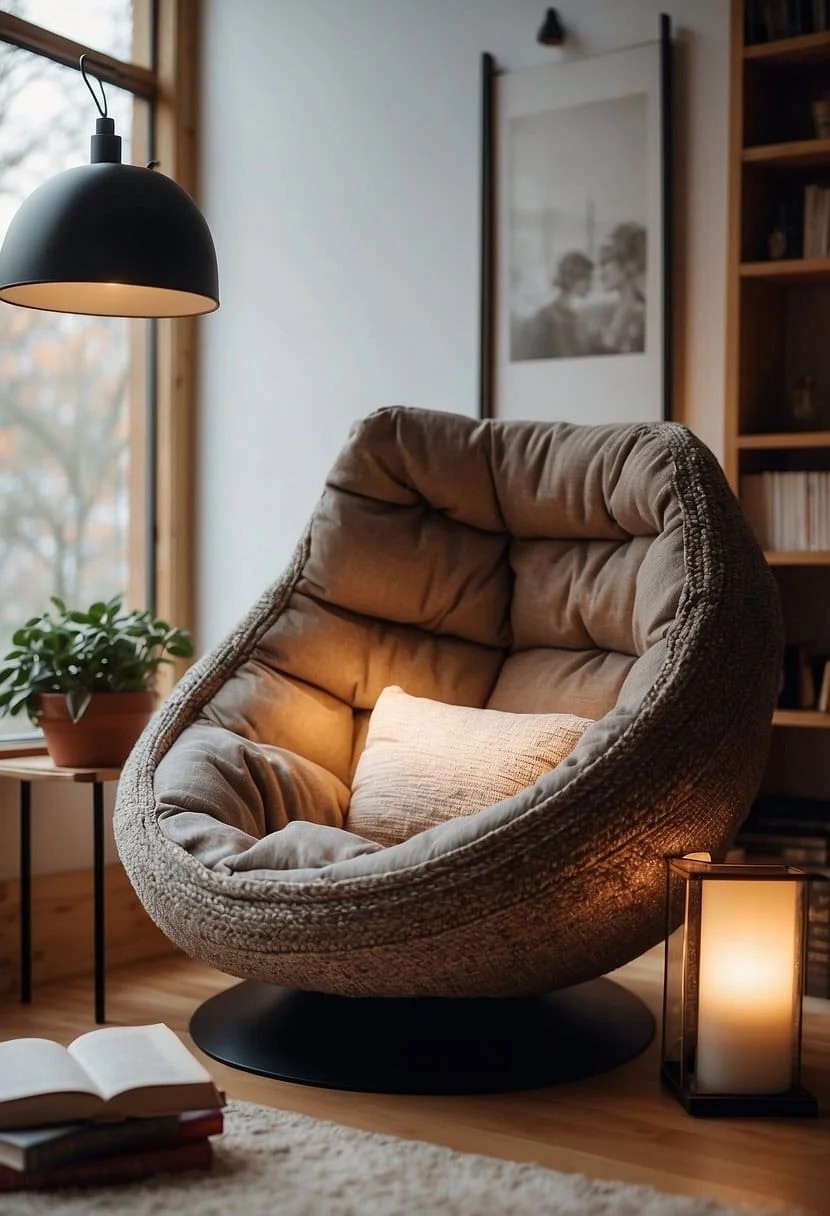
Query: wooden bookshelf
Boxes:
[
  {"xmin": 765, "ymin": 551, "xmax": 830, "ymax": 565},
  {"xmin": 743, "ymin": 137, "xmax": 830, "ymax": 169},
  {"xmin": 772, "ymin": 710, "xmax": 830, "ymax": 728},
  {"xmin": 743, "ymin": 28, "xmax": 830, "ymax": 63},
  {"xmin": 739, "ymin": 258, "xmax": 830, "ymax": 284},
  {"xmin": 738, "ymin": 431, "xmax": 830, "ymax": 448},
  {"xmin": 728, "ymin": 2, "xmax": 830, "ymax": 798}
]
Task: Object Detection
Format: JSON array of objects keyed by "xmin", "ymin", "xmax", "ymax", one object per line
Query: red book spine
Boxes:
[
  {"xmin": 175, "ymin": 1109, "xmax": 224, "ymax": 1142},
  {"xmin": 0, "ymin": 1138, "xmax": 213, "ymax": 1192}
]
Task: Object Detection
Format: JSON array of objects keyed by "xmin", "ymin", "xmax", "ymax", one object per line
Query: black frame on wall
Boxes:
[{"xmin": 478, "ymin": 15, "xmax": 673, "ymax": 424}]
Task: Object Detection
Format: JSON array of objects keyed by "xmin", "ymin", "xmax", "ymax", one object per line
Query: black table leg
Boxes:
[
  {"xmin": 93, "ymin": 782, "xmax": 105, "ymax": 1023},
  {"xmin": 19, "ymin": 781, "xmax": 31, "ymax": 1003}
]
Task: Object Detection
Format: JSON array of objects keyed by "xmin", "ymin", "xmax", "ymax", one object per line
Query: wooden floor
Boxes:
[{"xmin": 1, "ymin": 948, "xmax": 828, "ymax": 1214}]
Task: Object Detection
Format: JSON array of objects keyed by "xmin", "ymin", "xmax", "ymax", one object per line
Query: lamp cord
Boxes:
[{"xmin": 79, "ymin": 54, "xmax": 108, "ymax": 120}]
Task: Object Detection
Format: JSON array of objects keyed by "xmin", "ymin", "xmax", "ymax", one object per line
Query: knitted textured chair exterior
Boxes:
[{"xmin": 114, "ymin": 408, "xmax": 782, "ymax": 998}]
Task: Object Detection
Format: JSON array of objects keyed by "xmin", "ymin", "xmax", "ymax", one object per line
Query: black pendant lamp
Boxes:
[{"xmin": 0, "ymin": 56, "xmax": 218, "ymax": 318}]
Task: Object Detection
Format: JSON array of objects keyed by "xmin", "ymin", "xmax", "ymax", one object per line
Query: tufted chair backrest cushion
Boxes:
[{"xmin": 198, "ymin": 410, "xmax": 686, "ymax": 796}]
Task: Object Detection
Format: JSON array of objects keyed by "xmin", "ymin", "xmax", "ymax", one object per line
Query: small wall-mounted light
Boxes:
[
  {"xmin": 662, "ymin": 855, "xmax": 818, "ymax": 1117},
  {"xmin": 537, "ymin": 8, "xmax": 565, "ymax": 47}
]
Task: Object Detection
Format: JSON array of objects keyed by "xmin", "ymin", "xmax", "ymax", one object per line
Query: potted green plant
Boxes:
[{"xmin": 0, "ymin": 595, "xmax": 194, "ymax": 768}]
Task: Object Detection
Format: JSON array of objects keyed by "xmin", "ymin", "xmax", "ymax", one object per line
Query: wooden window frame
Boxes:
[{"xmin": 0, "ymin": 0, "xmax": 199, "ymax": 753}]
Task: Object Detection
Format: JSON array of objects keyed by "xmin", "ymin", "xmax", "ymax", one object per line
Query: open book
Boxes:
[{"xmin": 0, "ymin": 1024, "xmax": 222, "ymax": 1131}]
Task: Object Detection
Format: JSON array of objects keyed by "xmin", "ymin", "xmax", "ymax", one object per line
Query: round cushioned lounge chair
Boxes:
[{"xmin": 115, "ymin": 408, "xmax": 782, "ymax": 1091}]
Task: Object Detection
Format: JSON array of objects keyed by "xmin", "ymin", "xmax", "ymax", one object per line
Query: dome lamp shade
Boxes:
[{"xmin": 0, "ymin": 59, "xmax": 219, "ymax": 319}]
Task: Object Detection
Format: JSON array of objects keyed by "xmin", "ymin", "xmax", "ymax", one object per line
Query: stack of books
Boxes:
[
  {"xmin": 741, "ymin": 472, "xmax": 830, "ymax": 552},
  {"xmin": 0, "ymin": 1023, "xmax": 223, "ymax": 1193},
  {"xmin": 731, "ymin": 796, "xmax": 830, "ymax": 999},
  {"xmin": 745, "ymin": 0, "xmax": 830, "ymax": 44},
  {"xmin": 803, "ymin": 185, "xmax": 830, "ymax": 259},
  {"xmin": 765, "ymin": 184, "xmax": 830, "ymax": 262},
  {"xmin": 778, "ymin": 643, "xmax": 830, "ymax": 713}
]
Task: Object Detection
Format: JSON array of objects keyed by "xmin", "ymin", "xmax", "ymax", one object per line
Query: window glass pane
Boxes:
[
  {"xmin": 11, "ymin": 0, "xmax": 146, "ymax": 68},
  {"xmin": 0, "ymin": 42, "xmax": 135, "ymax": 217},
  {"xmin": 0, "ymin": 43, "xmax": 148, "ymax": 740}
]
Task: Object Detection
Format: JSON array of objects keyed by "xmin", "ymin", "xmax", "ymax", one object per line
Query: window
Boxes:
[
  {"xmin": 11, "ymin": 1, "xmax": 139, "ymax": 64},
  {"xmin": 0, "ymin": 0, "xmax": 197, "ymax": 742}
]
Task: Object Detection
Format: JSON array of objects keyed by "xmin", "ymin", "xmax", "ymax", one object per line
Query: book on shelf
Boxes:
[
  {"xmin": 777, "ymin": 644, "xmax": 830, "ymax": 711},
  {"xmin": 806, "ymin": 969, "xmax": 830, "ymax": 998},
  {"xmin": 765, "ymin": 183, "xmax": 830, "ymax": 262},
  {"xmin": 803, "ymin": 185, "xmax": 830, "ymax": 259},
  {"xmin": 741, "ymin": 471, "xmax": 830, "ymax": 552},
  {"xmin": 733, "ymin": 802, "xmax": 830, "ymax": 998},
  {"xmin": 738, "ymin": 832, "xmax": 828, "ymax": 865},
  {"xmin": 0, "ymin": 1137, "xmax": 213, "ymax": 1194},
  {"xmin": 745, "ymin": 0, "xmax": 830, "ymax": 44},
  {"xmin": 807, "ymin": 919, "xmax": 830, "ymax": 984},
  {"xmin": 0, "ymin": 1023, "xmax": 223, "ymax": 1131},
  {"xmin": 819, "ymin": 659, "xmax": 830, "ymax": 712},
  {"xmin": 0, "ymin": 1107, "xmax": 223, "ymax": 1173},
  {"xmin": 745, "ymin": 0, "xmax": 771, "ymax": 43},
  {"xmin": 743, "ymin": 793, "xmax": 830, "ymax": 833}
]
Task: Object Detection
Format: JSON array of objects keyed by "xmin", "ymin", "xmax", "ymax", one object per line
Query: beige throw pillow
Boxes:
[{"xmin": 346, "ymin": 686, "xmax": 593, "ymax": 847}]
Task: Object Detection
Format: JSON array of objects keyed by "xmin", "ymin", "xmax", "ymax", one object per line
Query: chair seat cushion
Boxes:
[{"xmin": 346, "ymin": 686, "xmax": 593, "ymax": 847}]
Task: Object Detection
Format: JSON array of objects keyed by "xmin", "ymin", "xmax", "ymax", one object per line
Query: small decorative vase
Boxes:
[
  {"xmin": 38, "ymin": 690, "xmax": 155, "ymax": 768},
  {"xmin": 789, "ymin": 374, "xmax": 818, "ymax": 431}
]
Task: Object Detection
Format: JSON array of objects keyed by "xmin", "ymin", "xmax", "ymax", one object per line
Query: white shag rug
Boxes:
[{"xmin": 0, "ymin": 1100, "xmax": 790, "ymax": 1216}]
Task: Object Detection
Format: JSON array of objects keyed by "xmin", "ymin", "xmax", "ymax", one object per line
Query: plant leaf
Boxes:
[{"xmin": 66, "ymin": 689, "xmax": 92, "ymax": 723}]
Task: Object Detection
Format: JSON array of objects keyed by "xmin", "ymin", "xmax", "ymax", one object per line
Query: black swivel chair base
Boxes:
[{"xmin": 189, "ymin": 976, "xmax": 655, "ymax": 1095}]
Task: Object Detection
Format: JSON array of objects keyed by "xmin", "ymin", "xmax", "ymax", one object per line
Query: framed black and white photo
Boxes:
[{"xmin": 479, "ymin": 18, "xmax": 672, "ymax": 423}]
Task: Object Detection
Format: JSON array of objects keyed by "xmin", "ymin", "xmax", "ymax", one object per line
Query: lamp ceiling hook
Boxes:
[{"xmin": 79, "ymin": 54, "xmax": 108, "ymax": 120}]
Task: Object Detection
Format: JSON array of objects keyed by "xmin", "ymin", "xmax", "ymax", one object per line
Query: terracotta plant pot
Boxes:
[{"xmin": 38, "ymin": 690, "xmax": 156, "ymax": 768}]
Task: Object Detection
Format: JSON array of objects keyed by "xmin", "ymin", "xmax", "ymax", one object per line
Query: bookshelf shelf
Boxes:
[
  {"xmin": 739, "ymin": 258, "xmax": 830, "ymax": 284},
  {"xmin": 772, "ymin": 709, "xmax": 830, "ymax": 728},
  {"xmin": 743, "ymin": 138, "xmax": 830, "ymax": 168},
  {"xmin": 737, "ymin": 431, "xmax": 830, "ymax": 449},
  {"xmin": 743, "ymin": 29, "xmax": 830, "ymax": 63},
  {"xmin": 765, "ymin": 551, "xmax": 830, "ymax": 565},
  {"xmin": 737, "ymin": 4, "xmax": 830, "ymax": 1002}
]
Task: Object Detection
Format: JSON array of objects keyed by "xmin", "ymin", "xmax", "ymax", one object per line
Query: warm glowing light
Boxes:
[
  {"xmin": 696, "ymin": 879, "xmax": 798, "ymax": 1094},
  {"xmin": 0, "ymin": 281, "xmax": 218, "ymax": 317}
]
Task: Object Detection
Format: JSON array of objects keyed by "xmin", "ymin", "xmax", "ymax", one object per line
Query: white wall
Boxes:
[
  {"xmin": 198, "ymin": 0, "xmax": 729, "ymax": 648},
  {"xmin": 0, "ymin": 782, "xmax": 119, "ymax": 882}
]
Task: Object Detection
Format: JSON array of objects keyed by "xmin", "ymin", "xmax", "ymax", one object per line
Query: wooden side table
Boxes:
[{"xmin": 0, "ymin": 756, "xmax": 122, "ymax": 1024}]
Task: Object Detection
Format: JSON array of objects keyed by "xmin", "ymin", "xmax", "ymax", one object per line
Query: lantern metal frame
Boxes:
[{"xmin": 661, "ymin": 855, "xmax": 819, "ymax": 1117}]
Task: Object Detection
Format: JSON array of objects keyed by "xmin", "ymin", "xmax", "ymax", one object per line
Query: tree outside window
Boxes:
[{"xmin": 0, "ymin": 1, "xmax": 142, "ymax": 739}]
